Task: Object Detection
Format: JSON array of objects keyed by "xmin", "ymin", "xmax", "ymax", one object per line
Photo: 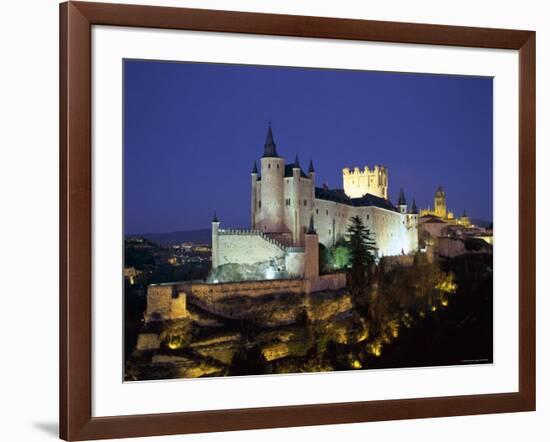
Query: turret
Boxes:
[
  {"xmin": 258, "ymin": 123, "xmax": 285, "ymax": 232},
  {"xmin": 211, "ymin": 211, "xmax": 220, "ymax": 269},
  {"xmin": 304, "ymin": 215, "xmax": 319, "ymax": 280},
  {"xmin": 251, "ymin": 161, "xmax": 258, "ymax": 228},
  {"xmin": 292, "ymin": 155, "xmax": 302, "ymax": 244},
  {"xmin": 397, "ymin": 188, "xmax": 407, "ymax": 214},
  {"xmin": 411, "ymin": 199, "xmax": 418, "ymax": 215},
  {"xmin": 308, "ymin": 159, "xmax": 316, "ymax": 216},
  {"xmin": 308, "ymin": 159, "xmax": 315, "ymax": 177}
]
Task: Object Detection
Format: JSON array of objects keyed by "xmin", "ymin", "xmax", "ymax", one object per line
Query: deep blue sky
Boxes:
[{"xmin": 124, "ymin": 59, "xmax": 493, "ymax": 234}]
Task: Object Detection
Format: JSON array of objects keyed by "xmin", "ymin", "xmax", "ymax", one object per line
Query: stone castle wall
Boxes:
[
  {"xmin": 250, "ymin": 155, "xmax": 417, "ymax": 258},
  {"xmin": 145, "ymin": 273, "xmax": 347, "ymax": 323},
  {"xmin": 216, "ymin": 230, "xmax": 286, "ymax": 268},
  {"xmin": 313, "ymin": 200, "xmax": 417, "ymax": 257},
  {"xmin": 144, "ymin": 285, "xmax": 187, "ymax": 322},
  {"xmin": 285, "ymin": 248, "xmax": 306, "ymax": 277}
]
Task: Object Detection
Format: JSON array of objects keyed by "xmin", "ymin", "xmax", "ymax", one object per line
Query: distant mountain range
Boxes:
[{"xmin": 127, "ymin": 228, "xmax": 212, "ymax": 246}]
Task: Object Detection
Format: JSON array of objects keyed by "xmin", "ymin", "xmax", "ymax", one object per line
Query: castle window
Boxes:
[
  {"xmin": 366, "ymin": 214, "xmax": 370, "ymax": 220},
  {"xmin": 258, "ymin": 200, "xmax": 262, "ymax": 208},
  {"xmin": 329, "ymin": 229, "xmax": 331, "ymax": 235},
  {"xmin": 268, "ymin": 164, "xmax": 271, "ymax": 169},
  {"xmin": 326, "ymin": 210, "xmax": 329, "ymax": 216},
  {"xmin": 316, "ymin": 209, "xmax": 319, "ymax": 214},
  {"xmin": 277, "ymin": 164, "xmax": 279, "ymax": 169},
  {"xmin": 303, "ymin": 200, "xmax": 307, "ymax": 206}
]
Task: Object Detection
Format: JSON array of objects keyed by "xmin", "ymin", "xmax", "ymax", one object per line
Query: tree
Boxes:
[
  {"xmin": 344, "ymin": 216, "xmax": 377, "ymax": 303},
  {"xmin": 331, "ymin": 237, "xmax": 350, "ymax": 270}
]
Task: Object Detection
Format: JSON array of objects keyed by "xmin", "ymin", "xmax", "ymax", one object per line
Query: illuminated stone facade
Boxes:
[
  {"xmin": 211, "ymin": 124, "xmax": 419, "ymax": 280},
  {"xmin": 342, "ymin": 165, "xmax": 388, "ymax": 199},
  {"xmin": 420, "ymin": 185, "xmax": 471, "ymax": 227}
]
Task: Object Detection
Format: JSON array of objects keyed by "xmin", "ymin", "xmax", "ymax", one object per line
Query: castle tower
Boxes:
[
  {"xmin": 434, "ymin": 185, "xmax": 446, "ymax": 218},
  {"xmin": 342, "ymin": 165, "xmax": 388, "ymax": 199},
  {"xmin": 251, "ymin": 160, "xmax": 258, "ymax": 228},
  {"xmin": 304, "ymin": 215, "xmax": 319, "ymax": 280},
  {"xmin": 308, "ymin": 159, "xmax": 316, "ymax": 232},
  {"xmin": 211, "ymin": 211, "xmax": 220, "ymax": 269},
  {"xmin": 397, "ymin": 187, "xmax": 407, "ymax": 214},
  {"xmin": 411, "ymin": 199, "xmax": 418, "ymax": 216},
  {"xmin": 292, "ymin": 155, "xmax": 302, "ymax": 245},
  {"xmin": 257, "ymin": 123, "xmax": 285, "ymax": 232},
  {"xmin": 408, "ymin": 199, "xmax": 419, "ymax": 252}
]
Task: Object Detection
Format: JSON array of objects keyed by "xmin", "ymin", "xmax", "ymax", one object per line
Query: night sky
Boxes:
[{"xmin": 124, "ymin": 59, "xmax": 492, "ymax": 234}]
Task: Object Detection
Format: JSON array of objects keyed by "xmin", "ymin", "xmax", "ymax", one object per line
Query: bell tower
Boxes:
[{"xmin": 434, "ymin": 185, "xmax": 447, "ymax": 218}]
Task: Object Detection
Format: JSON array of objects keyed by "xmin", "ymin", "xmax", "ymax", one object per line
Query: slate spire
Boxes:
[
  {"xmin": 252, "ymin": 160, "xmax": 258, "ymax": 174},
  {"xmin": 308, "ymin": 159, "xmax": 315, "ymax": 174},
  {"xmin": 263, "ymin": 122, "xmax": 279, "ymax": 157},
  {"xmin": 212, "ymin": 210, "xmax": 219, "ymax": 223},
  {"xmin": 307, "ymin": 215, "xmax": 316, "ymax": 234},
  {"xmin": 294, "ymin": 154, "xmax": 300, "ymax": 168},
  {"xmin": 398, "ymin": 187, "xmax": 407, "ymax": 206},
  {"xmin": 411, "ymin": 199, "xmax": 418, "ymax": 214}
]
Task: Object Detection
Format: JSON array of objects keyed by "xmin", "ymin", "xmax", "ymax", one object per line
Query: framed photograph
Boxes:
[{"xmin": 60, "ymin": 1, "xmax": 536, "ymax": 440}]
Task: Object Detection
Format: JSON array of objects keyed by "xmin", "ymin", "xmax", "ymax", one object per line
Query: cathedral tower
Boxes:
[{"xmin": 434, "ymin": 185, "xmax": 447, "ymax": 218}]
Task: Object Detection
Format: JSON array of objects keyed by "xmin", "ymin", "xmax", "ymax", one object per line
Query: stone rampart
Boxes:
[
  {"xmin": 145, "ymin": 273, "xmax": 347, "ymax": 323},
  {"xmin": 144, "ymin": 285, "xmax": 187, "ymax": 322}
]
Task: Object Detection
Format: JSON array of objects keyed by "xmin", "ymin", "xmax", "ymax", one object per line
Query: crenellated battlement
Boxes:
[
  {"xmin": 219, "ymin": 228, "xmax": 287, "ymax": 251},
  {"xmin": 342, "ymin": 165, "xmax": 387, "ymax": 176},
  {"xmin": 342, "ymin": 165, "xmax": 388, "ymax": 199}
]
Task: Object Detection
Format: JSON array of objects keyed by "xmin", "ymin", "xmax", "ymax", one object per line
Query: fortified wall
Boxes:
[
  {"xmin": 144, "ymin": 273, "xmax": 347, "ymax": 322},
  {"xmin": 211, "ymin": 227, "xmax": 307, "ymax": 277}
]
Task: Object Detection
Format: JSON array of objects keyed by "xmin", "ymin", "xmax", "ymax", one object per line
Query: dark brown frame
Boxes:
[{"xmin": 60, "ymin": 1, "xmax": 536, "ymax": 440}]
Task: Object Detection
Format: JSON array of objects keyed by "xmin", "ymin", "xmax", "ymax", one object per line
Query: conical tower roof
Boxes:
[
  {"xmin": 308, "ymin": 159, "xmax": 315, "ymax": 173},
  {"xmin": 398, "ymin": 187, "xmax": 407, "ymax": 206},
  {"xmin": 411, "ymin": 199, "xmax": 418, "ymax": 214},
  {"xmin": 306, "ymin": 215, "xmax": 316, "ymax": 234},
  {"xmin": 263, "ymin": 123, "xmax": 279, "ymax": 158}
]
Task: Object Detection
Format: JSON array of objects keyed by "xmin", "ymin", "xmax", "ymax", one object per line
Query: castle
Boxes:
[{"xmin": 211, "ymin": 124, "xmax": 419, "ymax": 281}]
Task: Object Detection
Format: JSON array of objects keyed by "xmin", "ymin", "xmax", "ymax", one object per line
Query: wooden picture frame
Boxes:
[{"xmin": 59, "ymin": 1, "xmax": 536, "ymax": 440}]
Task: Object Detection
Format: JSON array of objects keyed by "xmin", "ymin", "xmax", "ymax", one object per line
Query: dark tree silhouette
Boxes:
[{"xmin": 344, "ymin": 216, "xmax": 377, "ymax": 306}]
